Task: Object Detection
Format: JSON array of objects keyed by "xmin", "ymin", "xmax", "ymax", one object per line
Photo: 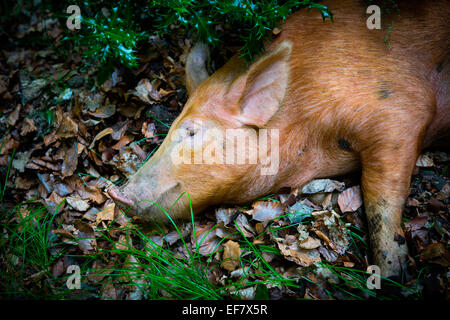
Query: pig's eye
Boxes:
[{"xmin": 186, "ymin": 128, "xmax": 198, "ymax": 137}]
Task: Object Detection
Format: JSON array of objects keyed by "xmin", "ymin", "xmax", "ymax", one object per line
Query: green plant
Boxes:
[
  {"xmin": 65, "ymin": 2, "xmax": 148, "ymax": 85},
  {"xmin": 148, "ymin": 0, "xmax": 332, "ymax": 62},
  {"xmin": 0, "ymin": 203, "xmax": 68, "ymax": 299}
]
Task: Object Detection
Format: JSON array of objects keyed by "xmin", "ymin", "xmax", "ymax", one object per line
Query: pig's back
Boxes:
[{"xmin": 271, "ymin": 0, "xmax": 449, "ymax": 145}]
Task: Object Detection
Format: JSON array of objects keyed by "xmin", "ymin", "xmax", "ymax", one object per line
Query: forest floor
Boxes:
[{"xmin": 0, "ymin": 6, "xmax": 448, "ymax": 300}]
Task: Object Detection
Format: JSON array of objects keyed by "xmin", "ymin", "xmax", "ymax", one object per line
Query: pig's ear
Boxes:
[
  {"xmin": 229, "ymin": 42, "xmax": 292, "ymax": 127},
  {"xmin": 185, "ymin": 43, "xmax": 210, "ymax": 96}
]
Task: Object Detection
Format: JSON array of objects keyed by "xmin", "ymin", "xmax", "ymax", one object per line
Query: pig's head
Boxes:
[{"xmin": 108, "ymin": 42, "xmax": 293, "ymax": 223}]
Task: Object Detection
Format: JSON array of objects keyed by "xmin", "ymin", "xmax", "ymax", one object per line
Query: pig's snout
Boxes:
[
  {"xmin": 106, "ymin": 175, "xmax": 183, "ymax": 223},
  {"xmin": 107, "ymin": 185, "xmax": 134, "ymax": 208}
]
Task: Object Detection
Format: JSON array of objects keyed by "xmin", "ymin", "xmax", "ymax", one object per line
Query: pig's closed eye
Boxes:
[{"xmin": 187, "ymin": 128, "xmax": 198, "ymax": 136}]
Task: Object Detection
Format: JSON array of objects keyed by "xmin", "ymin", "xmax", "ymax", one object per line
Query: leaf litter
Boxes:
[{"xmin": 0, "ymin": 7, "xmax": 448, "ymax": 300}]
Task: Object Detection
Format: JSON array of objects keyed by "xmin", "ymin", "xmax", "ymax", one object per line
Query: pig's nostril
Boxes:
[{"xmin": 107, "ymin": 186, "xmax": 134, "ymax": 207}]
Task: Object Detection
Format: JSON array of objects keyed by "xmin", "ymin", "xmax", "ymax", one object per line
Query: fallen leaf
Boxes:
[
  {"xmin": 12, "ymin": 151, "xmax": 31, "ymax": 173},
  {"xmin": 221, "ymin": 240, "xmax": 241, "ymax": 271},
  {"xmin": 76, "ymin": 231, "xmax": 97, "ymax": 254},
  {"xmin": 215, "ymin": 208, "xmax": 237, "ymax": 226},
  {"xmin": 0, "ymin": 136, "xmax": 19, "ymax": 155},
  {"xmin": 420, "ymin": 243, "xmax": 446, "ymax": 261},
  {"xmin": 249, "ymin": 201, "xmax": 283, "ymax": 222},
  {"xmin": 101, "ymin": 283, "xmax": 117, "ymax": 300},
  {"xmin": 416, "ymin": 153, "xmax": 434, "ymax": 167},
  {"xmin": 436, "ymin": 183, "xmax": 450, "ymax": 201},
  {"xmin": 301, "ymin": 179, "xmax": 345, "ymax": 194},
  {"xmin": 112, "ymin": 135, "xmax": 132, "ymax": 150},
  {"xmin": 142, "ymin": 121, "xmax": 157, "ymax": 138},
  {"xmin": 7, "ymin": 104, "xmax": 21, "ymax": 126},
  {"xmin": 20, "ymin": 118, "xmax": 37, "ymax": 136},
  {"xmin": 298, "ymin": 237, "xmax": 321, "ymax": 250},
  {"xmin": 61, "ymin": 141, "xmax": 78, "ymax": 177},
  {"xmin": 233, "ymin": 286, "xmax": 256, "ymax": 300},
  {"xmin": 66, "ymin": 196, "xmax": 90, "ymax": 212},
  {"xmin": 287, "ymin": 200, "xmax": 314, "ymax": 223},
  {"xmin": 317, "ymin": 246, "xmax": 338, "ymax": 262},
  {"xmin": 89, "ymin": 104, "xmax": 116, "ymax": 119},
  {"xmin": 235, "ymin": 214, "xmax": 255, "ymax": 237},
  {"xmin": 192, "ymin": 223, "xmax": 221, "ymax": 255},
  {"xmin": 165, "ymin": 223, "xmax": 192, "ymax": 245},
  {"xmin": 404, "ymin": 216, "xmax": 428, "ymax": 232},
  {"xmin": 21, "ymin": 78, "xmax": 47, "ymax": 103},
  {"xmin": 89, "ymin": 127, "xmax": 114, "ymax": 149},
  {"xmin": 56, "ymin": 115, "xmax": 78, "ymax": 139},
  {"xmin": 83, "ymin": 207, "xmax": 99, "ymax": 222},
  {"xmin": 337, "ymin": 186, "xmax": 363, "ymax": 213},
  {"xmin": 96, "ymin": 204, "xmax": 115, "ymax": 224},
  {"xmin": 134, "ymin": 78, "xmax": 163, "ymax": 104},
  {"xmin": 115, "ymin": 234, "xmax": 130, "ymax": 251},
  {"xmin": 275, "ymin": 235, "xmax": 321, "ymax": 267}
]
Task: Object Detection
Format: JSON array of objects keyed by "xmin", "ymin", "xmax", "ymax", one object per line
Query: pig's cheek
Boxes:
[{"xmin": 169, "ymin": 141, "xmax": 189, "ymax": 166}]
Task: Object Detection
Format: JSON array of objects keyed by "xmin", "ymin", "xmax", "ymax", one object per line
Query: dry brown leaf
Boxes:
[
  {"xmin": 312, "ymin": 210, "xmax": 350, "ymax": 255},
  {"xmin": 416, "ymin": 153, "xmax": 434, "ymax": 167},
  {"xmin": 404, "ymin": 216, "xmax": 428, "ymax": 232},
  {"xmin": 7, "ymin": 104, "xmax": 21, "ymax": 126},
  {"xmin": 12, "ymin": 151, "xmax": 31, "ymax": 173},
  {"xmin": 420, "ymin": 243, "xmax": 446, "ymax": 261},
  {"xmin": 31, "ymin": 159, "xmax": 60, "ymax": 171},
  {"xmin": 101, "ymin": 283, "xmax": 117, "ymax": 300},
  {"xmin": 437, "ymin": 183, "xmax": 450, "ymax": 201},
  {"xmin": 192, "ymin": 223, "xmax": 220, "ymax": 255},
  {"xmin": 78, "ymin": 185, "xmax": 107, "ymax": 204},
  {"xmin": 215, "ymin": 208, "xmax": 237, "ymax": 226},
  {"xmin": 14, "ymin": 176, "xmax": 35, "ymax": 190},
  {"xmin": 89, "ymin": 127, "xmax": 114, "ymax": 149},
  {"xmin": 111, "ymin": 121, "xmax": 129, "ymax": 140},
  {"xmin": 337, "ymin": 186, "xmax": 363, "ymax": 213},
  {"xmin": 0, "ymin": 136, "xmax": 19, "ymax": 155},
  {"xmin": 142, "ymin": 121, "xmax": 157, "ymax": 138},
  {"xmin": 112, "ymin": 135, "xmax": 132, "ymax": 150},
  {"xmin": 115, "ymin": 234, "xmax": 130, "ymax": 251},
  {"xmin": 61, "ymin": 141, "xmax": 78, "ymax": 177},
  {"xmin": 248, "ymin": 201, "xmax": 284, "ymax": 222},
  {"xmin": 20, "ymin": 117, "xmax": 37, "ymax": 136},
  {"xmin": 301, "ymin": 179, "xmax": 345, "ymax": 194},
  {"xmin": 96, "ymin": 204, "xmax": 115, "ymax": 224},
  {"xmin": 83, "ymin": 207, "xmax": 99, "ymax": 222},
  {"xmin": 76, "ymin": 230, "xmax": 97, "ymax": 254},
  {"xmin": 56, "ymin": 115, "xmax": 78, "ymax": 139},
  {"xmin": 318, "ymin": 246, "xmax": 338, "ymax": 262},
  {"xmin": 235, "ymin": 214, "xmax": 256, "ymax": 238},
  {"xmin": 46, "ymin": 191, "xmax": 66, "ymax": 208},
  {"xmin": 130, "ymin": 143, "xmax": 147, "ymax": 161},
  {"xmin": 165, "ymin": 223, "xmax": 192, "ymax": 246},
  {"xmin": 221, "ymin": 240, "xmax": 241, "ymax": 271},
  {"xmin": 298, "ymin": 237, "xmax": 321, "ymax": 250},
  {"xmin": 275, "ymin": 235, "xmax": 320, "ymax": 267},
  {"xmin": 89, "ymin": 104, "xmax": 116, "ymax": 119},
  {"xmin": 134, "ymin": 78, "xmax": 163, "ymax": 104},
  {"xmin": 66, "ymin": 196, "xmax": 90, "ymax": 212}
]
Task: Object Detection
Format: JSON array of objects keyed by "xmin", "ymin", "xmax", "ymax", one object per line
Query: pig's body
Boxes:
[{"xmin": 109, "ymin": 0, "xmax": 449, "ymax": 278}]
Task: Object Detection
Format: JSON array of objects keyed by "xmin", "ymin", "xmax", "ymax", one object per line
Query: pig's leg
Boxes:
[{"xmin": 360, "ymin": 140, "xmax": 420, "ymax": 278}]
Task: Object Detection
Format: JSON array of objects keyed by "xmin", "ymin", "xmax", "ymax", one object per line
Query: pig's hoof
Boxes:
[{"xmin": 376, "ymin": 244, "xmax": 410, "ymax": 281}]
